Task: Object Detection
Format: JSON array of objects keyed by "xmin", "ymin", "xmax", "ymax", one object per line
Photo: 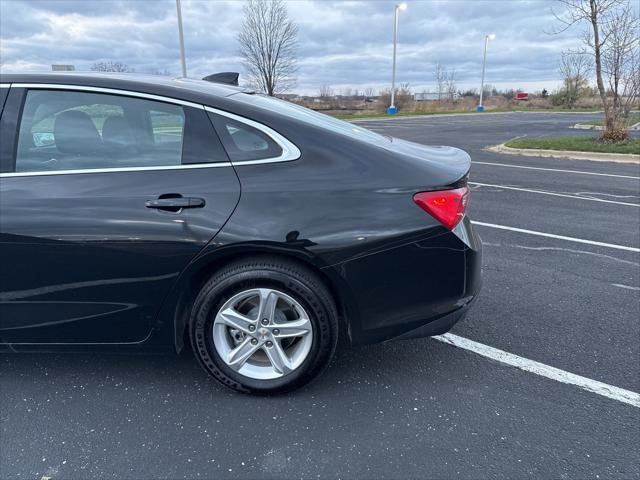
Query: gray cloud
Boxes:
[{"xmin": 0, "ymin": 0, "xmax": 619, "ymax": 94}]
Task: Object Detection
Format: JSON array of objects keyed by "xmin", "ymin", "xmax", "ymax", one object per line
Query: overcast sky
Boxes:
[{"xmin": 0, "ymin": 0, "xmax": 602, "ymax": 94}]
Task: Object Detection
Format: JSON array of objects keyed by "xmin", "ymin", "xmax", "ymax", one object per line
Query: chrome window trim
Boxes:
[
  {"xmin": 11, "ymin": 83, "xmax": 204, "ymax": 109},
  {"xmin": 0, "ymin": 84, "xmax": 10, "ymax": 88},
  {"xmin": 204, "ymin": 106, "xmax": 301, "ymax": 164},
  {"xmin": 0, "ymin": 83, "xmax": 301, "ymax": 177},
  {"xmin": 0, "ymin": 162, "xmax": 234, "ymax": 178}
]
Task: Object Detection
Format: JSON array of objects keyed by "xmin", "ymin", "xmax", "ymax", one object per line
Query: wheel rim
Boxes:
[{"xmin": 212, "ymin": 288, "xmax": 314, "ymax": 380}]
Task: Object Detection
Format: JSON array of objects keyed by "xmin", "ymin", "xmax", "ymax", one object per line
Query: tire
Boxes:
[{"xmin": 189, "ymin": 255, "xmax": 339, "ymax": 394}]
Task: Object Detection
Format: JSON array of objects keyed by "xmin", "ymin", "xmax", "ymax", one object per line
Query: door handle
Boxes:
[{"xmin": 145, "ymin": 197, "xmax": 206, "ymax": 210}]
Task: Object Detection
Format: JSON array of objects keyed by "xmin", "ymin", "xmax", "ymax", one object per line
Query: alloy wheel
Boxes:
[{"xmin": 212, "ymin": 288, "xmax": 314, "ymax": 380}]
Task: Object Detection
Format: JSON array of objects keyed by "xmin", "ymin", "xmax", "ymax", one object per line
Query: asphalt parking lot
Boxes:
[{"xmin": 2, "ymin": 112, "xmax": 639, "ymax": 479}]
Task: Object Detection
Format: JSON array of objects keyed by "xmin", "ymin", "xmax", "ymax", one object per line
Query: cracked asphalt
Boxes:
[{"xmin": 2, "ymin": 111, "xmax": 639, "ymax": 479}]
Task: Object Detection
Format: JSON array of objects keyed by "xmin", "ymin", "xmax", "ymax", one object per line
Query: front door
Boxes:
[{"xmin": 0, "ymin": 86, "xmax": 240, "ymax": 344}]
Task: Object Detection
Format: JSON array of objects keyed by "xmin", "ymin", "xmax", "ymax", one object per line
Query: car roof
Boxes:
[{"xmin": 0, "ymin": 72, "xmax": 252, "ymax": 104}]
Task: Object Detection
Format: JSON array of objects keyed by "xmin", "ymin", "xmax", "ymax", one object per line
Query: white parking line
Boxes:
[
  {"xmin": 366, "ymin": 124, "xmax": 428, "ymax": 129},
  {"xmin": 473, "ymin": 161, "xmax": 640, "ymax": 180},
  {"xmin": 470, "ymin": 182, "xmax": 640, "ymax": 207},
  {"xmin": 433, "ymin": 333, "xmax": 640, "ymax": 408},
  {"xmin": 483, "ymin": 242, "xmax": 640, "ymax": 267},
  {"xmin": 611, "ymin": 283, "xmax": 640, "ymax": 291},
  {"xmin": 471, "ymin": 221, "xmax": 640, "ymax": 253}
]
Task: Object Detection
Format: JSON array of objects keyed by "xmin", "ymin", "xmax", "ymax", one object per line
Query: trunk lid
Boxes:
[{"xmin": 382, "ymin": 137, "xmax": 471, "ymax": 190}]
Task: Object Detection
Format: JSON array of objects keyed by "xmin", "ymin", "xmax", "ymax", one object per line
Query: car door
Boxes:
[{"xmin": 0, "ymin": 85, "xmax": 240, "ymax": 344}]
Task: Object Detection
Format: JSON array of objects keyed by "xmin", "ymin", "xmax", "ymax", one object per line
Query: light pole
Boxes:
[
  {"xmin": 477, "ymin": 33, "xmax": 495, "ymax": 112},
  {"xmin": 176, "ymin": 0, "xmax": 187, "ymax": 77},
  {"xmin": 387, "ymin": 3, "xmax": 407, "ymax": 115}
]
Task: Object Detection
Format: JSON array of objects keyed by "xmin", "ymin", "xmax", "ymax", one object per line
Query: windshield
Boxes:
[{"xmin": 232, "ymin": 93, "xmax": 389, "ymax": 145}]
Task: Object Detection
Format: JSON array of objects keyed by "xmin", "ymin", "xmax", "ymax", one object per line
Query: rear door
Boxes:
[{"xmin": 0, "ymin": 86, "xmax": 240, "ymax": 344}]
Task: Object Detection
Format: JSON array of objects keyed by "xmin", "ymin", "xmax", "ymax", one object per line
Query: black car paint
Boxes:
[
  {"xmin": 0, "ymin": 73, "xmax": 481, "ymax": 351},
  {"xmin": 0, "ymin": 87, "xmax": 8, "ymax": 114}
]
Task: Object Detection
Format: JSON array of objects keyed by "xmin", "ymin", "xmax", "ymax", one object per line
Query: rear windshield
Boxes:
[{"xmin": 232, "ymin": 93, "xmax": 389, "ymax": 145}]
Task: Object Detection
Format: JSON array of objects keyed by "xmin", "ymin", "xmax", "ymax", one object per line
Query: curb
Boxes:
[
  {"xmin": 571, "ymin": 122, "xmax": 640, "ymax": 131},
  {"xmin": 572, "ymin": 123, "xmax": 602, "ymax": 130},
  {"xmin": 487, "ymin": 143, "xmax": 640, "ymax": 164},
  {"xmin": 347, "ymin": 110, "xmax": 605, "ymax": 123}
]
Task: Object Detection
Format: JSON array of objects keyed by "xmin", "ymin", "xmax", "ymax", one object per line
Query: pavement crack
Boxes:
[{"xmin": 483, "ymin": 242, "xmax": 640, "ymax": 267}]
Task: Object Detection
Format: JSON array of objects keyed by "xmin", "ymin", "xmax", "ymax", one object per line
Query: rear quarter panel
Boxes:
[{"xmin": 207, "ymin": 120, "xmax": 476, "ymax": 344}]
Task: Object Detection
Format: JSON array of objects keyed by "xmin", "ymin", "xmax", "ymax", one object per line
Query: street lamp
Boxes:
[
  {"xmin": 477, "ymin": 33, "xmax": 495, "ymax": 112},
  {"xmin": 387, "ymin": 3, "xmax": 408, "ymax": 115},
  {"xmin": 176, "ymin": 0, "xmax": 188, "ymax": 77}
]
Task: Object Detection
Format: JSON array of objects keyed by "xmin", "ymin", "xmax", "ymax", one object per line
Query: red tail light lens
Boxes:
[{"xmin": 413, "ymin": 186, "xmax": 470, "ymax": 230}]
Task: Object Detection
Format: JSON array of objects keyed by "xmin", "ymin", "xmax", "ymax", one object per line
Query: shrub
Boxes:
[
  {"xmin": 550, "ymin": 90, "xmax": 568, "ymax": 107},
  {"xmin": 378, "ymin": 87, "xmax": 414, "ymax": 112},
  {"xmin": 600, "ymin": 116, "xmax": 630, "ymax": 142}
]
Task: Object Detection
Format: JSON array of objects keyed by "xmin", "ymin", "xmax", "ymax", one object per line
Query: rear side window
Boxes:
[
  {"xmin": 0, "ymin": 86, "xmax": 9, "ymax": 115},
  {"xmin": 232, "ymin": 93, "xmax": 389, "ymax": 145},
  {"xmin": 208, "ymin": 112, "xmax": 282, "ymax": 162},
  {"xmin": 150, "ymin": 109, "xmax": 185, "ymax": 145},
  {"xmin": 15, "ymin": 90, "xmax": 185, "ymax": 172}
]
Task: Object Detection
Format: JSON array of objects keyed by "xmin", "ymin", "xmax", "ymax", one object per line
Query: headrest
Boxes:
[
  {"xmin": 102, "ymin": 115, "xmax": 136, "ymax": 152},
  {"xmin": 54, "ymin": 110, "xmax": 102, "ymax": 155}
]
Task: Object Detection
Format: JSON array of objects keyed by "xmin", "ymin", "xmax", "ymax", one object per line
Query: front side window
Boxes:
[{"xmin": 15, "ymin": 90, "xmax": 185, "ymax": 172}]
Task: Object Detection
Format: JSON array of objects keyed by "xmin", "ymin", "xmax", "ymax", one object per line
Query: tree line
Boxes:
[
  {"xmin": 554, "ymin": 0, "xmax": 639, "ymax": 141},
  {"xmin": 87, "ymin": 0, "xmax": 638, "ymax": 142}
]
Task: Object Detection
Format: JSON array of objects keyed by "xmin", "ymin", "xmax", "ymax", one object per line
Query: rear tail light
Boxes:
[{"xmin": 413, "ymin": 186, "xmax": 470, "ymax": 230}]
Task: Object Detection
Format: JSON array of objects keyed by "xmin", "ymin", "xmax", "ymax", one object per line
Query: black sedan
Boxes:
[{"xmin": 0, "ymin": 73, "xmax": 481, "ymax": 394}]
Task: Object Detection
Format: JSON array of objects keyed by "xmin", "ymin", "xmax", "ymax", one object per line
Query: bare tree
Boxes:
[
  {"xmin": 238, "ymin": 0, "xmax": 298, "ymax": 96},
  {"xmin": 378, "ymin": 83, "xmax": 413, "ymax": 112},
  {"xmin": 445, "ymin": 69, "xmax": 457, "ymax": 100},
  {"xmin": 398, "ymin": 82, "xmax": 414, "ymax": 108},
  {"xmin": 481, "ymin": 84, "xmax": 496, "ymax": 98},
  {"xmin": 435, "ymin": 63, "xmax": 446, "ymax": 101},
  {"xmin": 559, "ymin": 51, "xmax": 592, "ymax": 108},
  {"xmin": 364, "ymin": 87, "xmax": 376, "ymax": 99},
  {"xmin": 601, "ymin": 1, "xmax": 640, "ymax": 123},
  {"xmin": 91, "ymin": 61, "xmax": 134, "ymax": 73},
  {"xmin": 435, "ymin": 63, "xmax": 456, "ymax": 101},
  {"xmin": 318, "ymin": 85, "xmax": 334, "ymax": 98},
  {"xmin": 554, "ymin": 0, "xmax": 637, "ymax": 140}
]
